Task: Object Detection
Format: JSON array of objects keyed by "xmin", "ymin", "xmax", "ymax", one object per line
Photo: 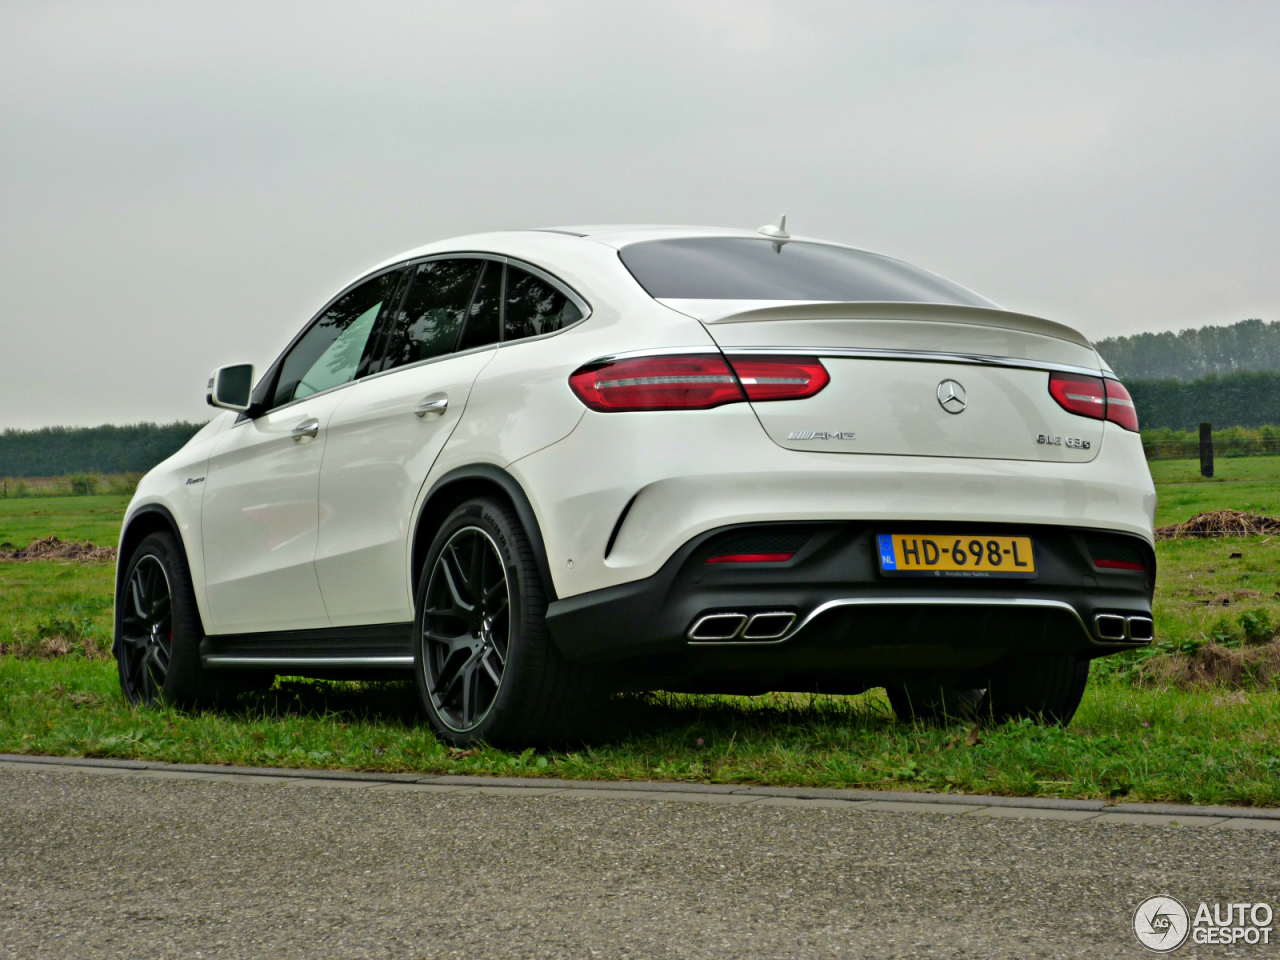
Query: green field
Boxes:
[
  {"xmin": 1147, "ymin": 453, "xmax": 1280, "ymax": 485},
  {"xmin": 0, "ymin": 495, "xmax": 131, "ymax": 549},
  {"xmin": 2, "ymin": 477, "xmax": 1279, "ymax": 805}
]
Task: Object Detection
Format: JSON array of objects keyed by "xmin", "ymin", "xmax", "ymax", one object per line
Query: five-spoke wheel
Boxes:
[
  {"xmin": 118, "ymin": 554, "xmax": 174, "ymax": 704},
  {"xmin": 421, "ymin": 525, "xmax": 511, "ymax": 733}
]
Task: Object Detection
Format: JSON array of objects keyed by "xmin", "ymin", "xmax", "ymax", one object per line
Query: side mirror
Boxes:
[{"xmin": 206, "ymin": 364, "xmax": 255, "ymax": 412}]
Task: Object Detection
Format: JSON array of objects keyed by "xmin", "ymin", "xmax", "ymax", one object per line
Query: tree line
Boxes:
[
  {"xmin": 1096, "ymin": 318, "xmax": 1280, "ymax": 381},
  {"xmin": 0, "ymin": 422, "xmax": 206, "ymax": 478}
]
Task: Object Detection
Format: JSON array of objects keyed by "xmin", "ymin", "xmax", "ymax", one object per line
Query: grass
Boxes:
[
  {"xmin": 1147, "ymin": 454, "xmax": 1280, "ymax": 485},
  {"xmin": 2, "ymin": 659, "xmax": 1278, "ymax": 806},
  {"xmin": 2, "ymin": 475, "xmax": 1279, "ymax": 806},
  {"xmin": 0, "ymin": 494, "xmax": 131, "ymax": 549}
]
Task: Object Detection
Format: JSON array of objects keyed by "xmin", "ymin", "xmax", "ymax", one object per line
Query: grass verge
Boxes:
[
  {"xmin": 4, "ymin": 478, "xmax": 1280, "ymax": 806},
  {"xmin": 1, "ymin": 658, "xmax": 1278, "ymax": 806}
]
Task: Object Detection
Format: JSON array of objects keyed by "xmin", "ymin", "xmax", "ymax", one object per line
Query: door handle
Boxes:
[
  {"xmin": 291, "ymin": 418, "xmax": 320, "ymax": 441},
  {"xmin": 415, "ymin": 397, "xmax": 449, "ymax": 418}
]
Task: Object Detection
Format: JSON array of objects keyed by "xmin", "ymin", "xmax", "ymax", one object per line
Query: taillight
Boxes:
[
  {"xmin": 1047, "ymin": 371, "xmax": 1140, "ymax": 432},
  {"xmin": 568, "ymin": 354, "xmax": 829, "ymax": 411},
  {"xmin": 1048, "ymin": 372, "xmax": 1106, "ymax": 420},
  {"xmin": 1104, "ymin": 379, "xmax": 1139, "ymax": 432},
  {"xmin": 569, "ymin": 355, "xmax": 745, "ymax": 411},
  {"xmin": 726, "ymin": 357, "xmax": 829, "ymax": 401}
]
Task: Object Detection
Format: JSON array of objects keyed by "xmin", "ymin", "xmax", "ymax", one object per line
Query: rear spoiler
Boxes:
[{"xmin": 656, "ymin": 299, "xmax": 1094, "ymax": 350}]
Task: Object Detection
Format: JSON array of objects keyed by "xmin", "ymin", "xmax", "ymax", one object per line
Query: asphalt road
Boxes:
[{"xmin": 1, "ymin": 765, "xmax": 1277, "ymax": 959}]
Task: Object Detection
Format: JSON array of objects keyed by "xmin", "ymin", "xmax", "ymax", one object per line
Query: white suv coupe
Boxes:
[{"xmin": 114, "ymin": 224, "xmax": 1156, "ymax": 745}]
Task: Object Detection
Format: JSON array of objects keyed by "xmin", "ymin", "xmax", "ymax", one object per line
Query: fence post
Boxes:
[{"xmin": 1200, "ymin": 422, "xmax": 1214, "ymax": 478}]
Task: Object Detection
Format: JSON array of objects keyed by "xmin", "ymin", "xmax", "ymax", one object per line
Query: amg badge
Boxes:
[{"xmin": 788, "ymin": 430, "xmax": 857, "ymax": 441}]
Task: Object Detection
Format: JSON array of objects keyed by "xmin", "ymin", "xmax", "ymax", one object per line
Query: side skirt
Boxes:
[{"xmin": 200, "ymin": 623, "xmax": 415, "ymax": 672}]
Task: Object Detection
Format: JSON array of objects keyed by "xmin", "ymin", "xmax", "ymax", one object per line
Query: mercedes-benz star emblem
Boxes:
[{"xmin": 936, "ymin": 379, "xmax": 967, "ymax": 414}]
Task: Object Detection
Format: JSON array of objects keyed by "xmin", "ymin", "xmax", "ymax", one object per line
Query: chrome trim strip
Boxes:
[
  {"xmin": 690, "ymin": 597, "xmax": 1091, "ymax": 647},
  {"xmin": 202, "ymin": 655, "xmax": 415, "ymax": 668},
  {"xmin": 723, "ymin": 346, "xmax": 1109, "ymax": 379},
  {"xmin": 587, "ymin": 345, "xmax": 723, "ymax": 365}
]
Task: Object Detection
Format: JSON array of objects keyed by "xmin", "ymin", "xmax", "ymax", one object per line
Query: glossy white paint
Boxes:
[
  {"xmin": 514, "ymin": 412, "xmax": 1155, "ymax": 599},
  {"xmin": 315, "ymin": 347, "xmax": 497, "ymax": 625},
  {"xmin": 120, "ymin": 414, "xmax": 232, "ymax": 623},
  {"xmin": 121, "ymin": 225, "xmax": 1156, "ymax": 639},
  {"xmin": 751, "ymin": 360, "xmax": 1104, "ymax": 461},
  {"xmin": 200, "ymin": 391, "xmax": 350, "ymax": 632}
]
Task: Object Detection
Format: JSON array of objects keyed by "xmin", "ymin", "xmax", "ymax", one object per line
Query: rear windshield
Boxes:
[{"xmin": 618, "ymin": 237, "xmax": 995, "ymax": 306}]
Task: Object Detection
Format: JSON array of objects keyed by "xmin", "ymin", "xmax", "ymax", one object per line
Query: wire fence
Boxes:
[{"xmin": 1144, "ymin": 438, "xmax": 1280, "ymax": 460}]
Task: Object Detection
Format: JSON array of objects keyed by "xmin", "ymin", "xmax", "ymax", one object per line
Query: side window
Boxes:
[
  {"xmin": 380, "ymin": 259, "xmax": 483, "ymax": 372},
  {"xmin": 457, "ymin": 260, "xmax": 503, "ymax": 351},
  {"xmin": 272, "ymin": 271, "xmax": 402, "ymax": 409},
  {"xmin": 504, "ymin": 265, "xmax": 582, "ymax": 342}
]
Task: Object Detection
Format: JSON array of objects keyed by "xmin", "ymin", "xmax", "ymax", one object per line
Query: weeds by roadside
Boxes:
[{"xmin": 1, "ymin": 659, "xmax": 1278, "ymax": 806}]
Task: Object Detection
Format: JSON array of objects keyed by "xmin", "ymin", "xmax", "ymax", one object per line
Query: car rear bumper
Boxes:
[{"xmin": 545, "ymin": 519, "xmax": 1154, "ymax": 691}]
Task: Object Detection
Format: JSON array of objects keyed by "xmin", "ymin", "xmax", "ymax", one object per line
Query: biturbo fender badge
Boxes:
[
  {"xmin": 936, "ymin": 379, "xmax": 967, "ymax": 414},
  {"xmin": 787, "ymin": 430, "xmax": 856, "ymax": 441},
  {"xmin": 1038, "ymin": 434, "xmax": 1091, "ymax": 449}
]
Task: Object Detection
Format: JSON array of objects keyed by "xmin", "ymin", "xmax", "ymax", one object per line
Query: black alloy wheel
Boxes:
[
  {"xmin": 115, "ymin": 531, "xmax": 238, "ymax": 708},
  {"xmin": 118, "ymin": 554, "xmax": 174, "ymax": 704},
  {"xmin": 421, "ymin": 525, "xmax": 511, "ymax": 733}
]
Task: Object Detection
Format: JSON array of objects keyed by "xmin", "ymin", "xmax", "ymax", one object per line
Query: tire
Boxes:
[
  {"xmin": 979, "ymin": 655, "xmax": 1091, "ymax": 726},
  {"xmin": 115, "ymin": 531, "xmax": 227, "ymax": 708},
  {"xmin": 886, "ymin": 683, "xmax": 985, "ymax": 725},
  {"xmin": 413, "ymin": 496, "xmax": 597, "ymax": 748}
]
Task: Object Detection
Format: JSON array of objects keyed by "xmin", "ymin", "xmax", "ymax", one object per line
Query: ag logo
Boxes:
[{"xmin": 1133, "ymin": 895, "xmax": 1190, "ymax": 952}]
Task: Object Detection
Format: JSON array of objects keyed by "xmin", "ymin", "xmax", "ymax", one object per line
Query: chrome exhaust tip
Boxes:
[
  {"xmin": 1126, "ymin": 615, "xmax": 1155, "ymax": 642},
  {"xmin": 741, "ymin": 611, "xmax": 797, "ymax": 641},
  {"xmin": 1094, "ymin": 613, "xmax": 1128, "ymax": 641},
  {"xmin": 688, "ymin": 613, "xmax": 748, "ymax": 641}
]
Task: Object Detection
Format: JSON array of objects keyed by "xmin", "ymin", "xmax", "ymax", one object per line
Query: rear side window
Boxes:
[
  {"xmin": 618, "ymin": 237, "xmax": 995, "ymax": 306},
  {"xmin": 504, "ymin": 265, "xmax": 582, "ymax": 341},
  {"xmin": 272, "ymin": 270, "xmax": 401, "ymax": 408},
  {"xmin": 380, "ymin": 259, "xmax": 483, "ymax": 371},
  {"xmin": 458, "ymin": 260, "xmax": 503, "ymax": 351}
]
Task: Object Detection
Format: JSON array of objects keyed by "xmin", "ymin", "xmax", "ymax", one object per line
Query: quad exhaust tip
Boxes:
[
  {"xmin": 1094, "ymin": 613, "xmax": 1154, "ymax": 643},
  {"xmin": 688, "ymin": 611, "xmax": 797, "ymax": 643}
]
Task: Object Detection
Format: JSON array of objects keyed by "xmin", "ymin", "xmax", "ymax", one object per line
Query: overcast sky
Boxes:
[{"xmin": 2, "ymin": 1, "xmax": 1278, "ymax": 428}]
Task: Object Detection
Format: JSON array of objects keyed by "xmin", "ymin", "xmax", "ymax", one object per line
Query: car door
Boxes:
[
  {"xmin": 315, "ymin": 257, "xmax": 501, "ymax": 626},
  {"xmin": 200, "ymin": 268, "xmax": 405, "ymax": 634}
]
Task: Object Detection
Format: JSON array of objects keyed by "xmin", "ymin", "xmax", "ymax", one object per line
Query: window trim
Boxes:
[
  {"xmin": 245, "ymin": 263, "xmax": 411, "ymax": 420},
  {"xmin": 244, "ymin": 252, "xmax": 593, "ymax": 420},
  {"xmin": 355, "ymin": 253, "xmax": 593, "ymax": 382},
  {"xmin": 498, "ymin": 257, "xmax": 592, "ymax": 348}
]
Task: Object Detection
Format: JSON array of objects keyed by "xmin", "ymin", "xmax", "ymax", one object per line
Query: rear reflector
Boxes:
[
  {"xmin": 726, "ymin": 357, "xmax": 829, "ymax": 401},
  {"xmin": 1104, "ymin": 379, "xmax": 1140, "ymax": 432},
  {"xmin": 569, "ymin": 355, "xmax": 745, "ymax": 411},
  {"xmin": 705, "ymin": 552, "xmax": 795, "ymax": 564},
  {"xmin": 1048, "ymin": 372, "xmax": 1106, "ymax": 420},
  {"xmin": 1093, "ymin": 558, "xmax": 1146, "ymax": 571}
]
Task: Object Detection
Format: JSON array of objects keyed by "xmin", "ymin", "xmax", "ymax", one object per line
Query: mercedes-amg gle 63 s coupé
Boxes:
[{"xmin": 114, "ymin": 223, "xmax": 1156, "ymax": 745}]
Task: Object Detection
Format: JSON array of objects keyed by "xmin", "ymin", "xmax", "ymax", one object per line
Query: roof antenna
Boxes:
[{"xmin": 757, "ymin": 214, "xmax": 790, "ymax": 240}]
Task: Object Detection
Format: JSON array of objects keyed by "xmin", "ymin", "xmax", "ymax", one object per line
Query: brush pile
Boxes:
[
  {"xmin": 0, "ymin": 536, "xmax": 117, "ymax": 563},
  {"xmin": 1133, "ymin": 639, "xmax": 1280, "ymax": 690},
  {"xmin": 1155, "ymin": 510, "xmax": 1280, "ymax": 541}
]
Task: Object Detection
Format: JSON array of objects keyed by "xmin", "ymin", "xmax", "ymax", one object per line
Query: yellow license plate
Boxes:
[{"xmin": 877, "ymin": 534, "xmax": 1036, "ymax": 578}]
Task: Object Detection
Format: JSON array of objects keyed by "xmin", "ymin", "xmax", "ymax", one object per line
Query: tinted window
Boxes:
[
  {"xmin": 504, "ymin": 266, "xmax": 582, "ymax": 341},
  {"xmin": 458, "ymin": 261, "xmax": 502, "ymax": 351},
  {"xmin": 380, "ymin": 259, "xmax": 482, "ymax": 371},
  {"xmin": 618, "ymin": 238, "xmax": 995, "ymax": 306},
  {"xmin": 272, "ymin": 271, "xmax": 401, "ymax": 408}
]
